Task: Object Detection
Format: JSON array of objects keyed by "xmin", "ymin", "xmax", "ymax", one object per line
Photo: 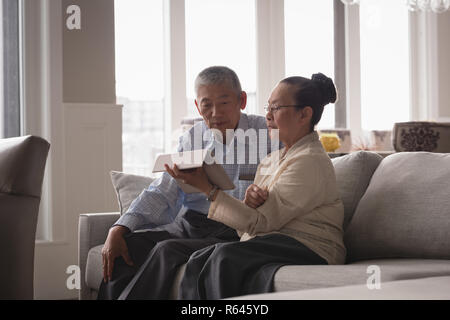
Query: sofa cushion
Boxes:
[
  {"xmin": 331, "ymin": 151, "xmax": 383, "ymax": 230},
  {"xmin": 171, "ymin": 258, "xmax": 450, "ymax": 298},
  {"xmin": 85, "ymin": 245, "xmax": 104, "ymax": 290},
  {"xmin": 110, "ymin": 171, "xmax": 154, "ymax": 215},
  {"xmin": 344, "ymin": 152, "xmax": 450, "ymax": 262},
  {"xmin": 273, "ymin": 259, "xmax": 450, "ymax": 292},
  {"xmin": 86, "ymin": 248, "xmax": 450, "ymax": 297},
  {"xmin": 231, "ymin": 276, "xmax": 450, "ymax": 300}
]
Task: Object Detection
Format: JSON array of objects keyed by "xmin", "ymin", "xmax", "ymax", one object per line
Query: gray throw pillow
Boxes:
[
  {"xmin": 110, "ymin": 171, "xmax": 154, "ymax": 215},
  {"xmin": 344, "ymin": 152, "xmax": 450, "ymax": 262},
  {"xmin": 331, "ymin": 151, "xmax": 383, "ymax": 230}
]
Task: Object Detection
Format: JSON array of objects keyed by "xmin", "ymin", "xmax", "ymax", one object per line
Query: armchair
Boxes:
[{"xmin": 0, "ymin": 135, "xmax": 50, "ymax": 299}]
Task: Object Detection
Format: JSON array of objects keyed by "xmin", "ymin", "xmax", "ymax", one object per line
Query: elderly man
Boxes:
[{"xmin": 98, "ymin": 66, "xmax": 277, "ymax": 299}]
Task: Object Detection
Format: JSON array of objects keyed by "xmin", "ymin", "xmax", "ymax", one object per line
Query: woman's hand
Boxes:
[
  {"xmin": 165, "ymin": 164, "xmax": 213, "ymax": 195},
  {"xmin": 244, "ymin": 184, "xmax": 269, "ymax": 209}
]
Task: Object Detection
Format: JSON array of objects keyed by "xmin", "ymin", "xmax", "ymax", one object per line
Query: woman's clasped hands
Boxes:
[{"xmin": 244, "ymin": 184, "xmax": 268, "ymax": 209}]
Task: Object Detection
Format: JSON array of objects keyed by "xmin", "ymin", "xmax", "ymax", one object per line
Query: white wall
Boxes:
[
  {"xmin": 28, "ymin": 0, "xmax": 121, "ymax": 299},
  {"xmin": 62, "ymin": 0, "xmax": 116, "ymax": 103}
]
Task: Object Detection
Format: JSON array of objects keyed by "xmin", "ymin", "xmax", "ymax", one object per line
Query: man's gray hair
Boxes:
[{"xmin": 194, "ymin": 66, "xmax": 242, "ymax": 97}]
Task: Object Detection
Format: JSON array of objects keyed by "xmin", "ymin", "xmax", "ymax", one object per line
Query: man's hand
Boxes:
[
  {"xmin": 165, "ymin": 164, "xmax": 213, "ymax": 195},
  {"xmin": 101, "ymin": 225, "xmax": 134, "ymax": 283},
  {"xmin": 244, "ymin": 184, "xmax": 268, "ymax": 209}
]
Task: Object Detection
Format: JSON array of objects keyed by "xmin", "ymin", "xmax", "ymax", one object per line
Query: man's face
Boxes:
[{"xmin": 195, "ymin": 83, "xmax": 246, "ymax": 139}]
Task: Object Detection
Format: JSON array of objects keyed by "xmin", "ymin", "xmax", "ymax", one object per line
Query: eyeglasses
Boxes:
[{"xmin": 263, "ymin": 104, "xmax": 304, "ymax": 114}]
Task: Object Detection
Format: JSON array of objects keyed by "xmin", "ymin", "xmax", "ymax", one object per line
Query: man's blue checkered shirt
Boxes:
[{"xmin": 114, "ymin": 113, "xmax": 279, "ymax": 232}]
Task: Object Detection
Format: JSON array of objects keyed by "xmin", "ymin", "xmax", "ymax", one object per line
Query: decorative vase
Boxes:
[{"xmin": 320, "ymin": 133, "xmax": 341, "ymax": 153}]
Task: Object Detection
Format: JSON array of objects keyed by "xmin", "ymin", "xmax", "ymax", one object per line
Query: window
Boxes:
[
  {"xmin": 185, "ymin": 0, "xmax": 257, "ymax": 116},
  {"xmin": 0, "ymin": 0, "xmax": 21, "ymax": 139},
  {"xmin": 116, "ymin": 0, "xmax": 412, "ymax": 173},
  {"xmin": 115, "ymin": 0, "xmax": 165, "ymax": 177},
  {"xmin": 359, "ymin": 0, "xmax": 410, "ymax": 130},
  {"xmin": 284, "ymin": 0, "xmax": 335, "ymax": 129}
]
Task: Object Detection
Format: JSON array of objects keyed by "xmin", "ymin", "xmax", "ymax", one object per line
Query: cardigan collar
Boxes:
[{"xmin": 280, "ymin": 131, "xmax": 320, "ymax": 160}]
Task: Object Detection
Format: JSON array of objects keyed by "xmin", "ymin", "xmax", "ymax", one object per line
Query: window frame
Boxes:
[
  {"xmin": 122, "ymin": 0, "xmax": 418, "ymax": 168},
  {"xmin": 165, "ymin": 0, "xmax": 348, "ymax": 142},
  {"xmin": 1, "ymin": 0, "xmax": 21, "ymax": 138}
]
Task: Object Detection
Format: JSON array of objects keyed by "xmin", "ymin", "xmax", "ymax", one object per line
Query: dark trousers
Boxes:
[
  {"xmin": 178, "ymin": 233, "xmax": 328, "ymax": 300},
  {"xmin": 97, "ymin": 210, "xmax": 238, "ymax": 300}
]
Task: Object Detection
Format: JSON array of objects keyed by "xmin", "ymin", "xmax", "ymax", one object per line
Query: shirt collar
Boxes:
[{"xmin": 236, "ymin": 112, "xmax": 249, "ymax": 131}]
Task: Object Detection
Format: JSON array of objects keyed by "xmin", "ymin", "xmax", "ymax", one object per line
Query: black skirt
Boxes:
[{"xmin": 178, "ymin": 233, "xmax": 328, "ymax": 300}]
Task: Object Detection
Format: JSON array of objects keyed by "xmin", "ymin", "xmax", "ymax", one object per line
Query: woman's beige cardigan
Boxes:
[{"xmin": 208, "ymin": 131, "xmax": 346, "ymax": 265}]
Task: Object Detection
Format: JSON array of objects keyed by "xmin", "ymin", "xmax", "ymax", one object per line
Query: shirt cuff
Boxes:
[
  {"xmin": 112, "ymin": 213, "xmax": 143, "ymax": 232},
  {"xmin": 207, "ymin": 190, "xmax": 224, "ymax": 222}
]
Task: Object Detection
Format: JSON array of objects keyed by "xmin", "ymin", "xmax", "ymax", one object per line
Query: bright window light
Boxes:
[
  {"xmin": 284, "ymin": 0, "xmax": 335, "ymax": 129},
  {"xmin": 360, "ymin": 0, "xmax": 410, "ymax": 130},
  {"xmin": 115, "ymin": 0, "xmax": 165, "ymax": 177},
  {"xmin": 185, "ymin": 0, "xmax": 257, "ymax": 116}
]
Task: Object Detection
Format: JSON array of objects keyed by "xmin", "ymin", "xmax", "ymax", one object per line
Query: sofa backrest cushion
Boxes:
[
  {"xmin": 331, "ymin": 151, "xmax": 383, "ymax": 230},
  {"xmin": 110, "ymin": 171, "xmax": 154, "ymax": 215},
  {"xmin": 344, "ymin": 152, "xmax": 450, "ymax": 262}
]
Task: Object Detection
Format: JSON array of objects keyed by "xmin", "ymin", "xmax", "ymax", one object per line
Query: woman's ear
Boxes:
[{"xmin": 302, "ymin": 106, "xmax": 313, "ymax": 121}]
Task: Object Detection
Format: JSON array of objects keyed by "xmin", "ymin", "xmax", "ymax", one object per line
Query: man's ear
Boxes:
[
  {"xmin": 195, "ymin": 99, "xmax": 202, "ymax": 116},
  {"xmin": 239, "ymin": 91, "xmax": 247, "ymax": 110}
]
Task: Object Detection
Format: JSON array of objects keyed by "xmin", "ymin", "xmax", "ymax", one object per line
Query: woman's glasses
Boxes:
[{"xmin": 263, "ymin": 104, "xmax": 304, "ymax": 114}]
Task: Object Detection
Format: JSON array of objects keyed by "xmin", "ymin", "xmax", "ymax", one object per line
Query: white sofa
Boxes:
[{"xmin": 78, "ymin": 151, "xmax": 450, "ymax": 300}]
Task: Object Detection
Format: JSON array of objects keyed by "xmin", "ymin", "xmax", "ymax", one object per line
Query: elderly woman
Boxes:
[{"xmin": 166, "ymin": 73, "xmax": 346, "ymax": 299}]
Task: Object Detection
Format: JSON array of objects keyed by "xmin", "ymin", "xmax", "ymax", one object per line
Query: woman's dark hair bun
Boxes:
[{"xmin": 311, "ymin": 73, "xmax": 337, "ymax": 106}]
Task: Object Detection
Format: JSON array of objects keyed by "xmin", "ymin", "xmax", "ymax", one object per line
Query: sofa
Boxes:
[
  {"xmin": 0, "ymin": 135, "xmax": 50, "ymax": 299},
  {"xmin": 78, "ymin": 150, "xmax": 450, "ymax": 300}
]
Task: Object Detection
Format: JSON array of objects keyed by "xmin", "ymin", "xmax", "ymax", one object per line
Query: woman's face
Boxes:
[{"xmin": 265, "ymin": 82, "xmax": 312, "ymax": 146}]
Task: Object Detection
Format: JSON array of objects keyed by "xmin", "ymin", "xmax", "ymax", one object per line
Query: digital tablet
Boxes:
[{"xmin": 152, "ymin": 149, "xmax": 235, "ymax": 193}]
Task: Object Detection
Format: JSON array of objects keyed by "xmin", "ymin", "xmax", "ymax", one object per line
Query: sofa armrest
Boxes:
[{"xmin": 78, "ymin": 212, "xmax": 120, "ymax": 300}]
